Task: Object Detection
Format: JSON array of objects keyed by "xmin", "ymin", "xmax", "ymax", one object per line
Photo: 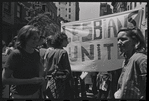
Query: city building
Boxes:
[
  {"xmin": 2, "ymin": 2, "xmax": 63, "ymax": 45},
  {"xmin": 2, "ymin": 2, "xmax": 28, "ymax": 45},
  {"xmin": 111, "ymin": 2, "xmax": 127, "ymax": 13},
  {"xmin": 40, "ymin": 2, "xmax": 61, "ymax": 31},
  {"xmin": 54, "ymin": 2, "xmax": 80, "ymax": 22},
  {"xmin": 99, "ymin": 2, "xmax": 112, "ymax": 16}
]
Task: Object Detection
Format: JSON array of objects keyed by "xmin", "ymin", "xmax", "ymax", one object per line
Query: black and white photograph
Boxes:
[{"xmin": 2, "ymin": 2, "xmax": 147, "ymax": 100}]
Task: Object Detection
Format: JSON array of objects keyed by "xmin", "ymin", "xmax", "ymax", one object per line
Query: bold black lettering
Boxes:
[
  {"xmin": 68, "ymin": 46, "xmax": 78, "ymax": 62},
  {"xmin": 72, "ymin": 24, "xmax": 80, "ymax": 35},
  {"xmin": 94, "ymin": 20, "xmax": 102, "ymax": 40},
  {"xmin": 81, "ymin": 44, "xmax": 94, "ymax": 61},
  {"xmin": 82, "ymin": 22, "xmax": 92, "ymax": 42},
  {"xmin": 72, "ymin": 24, "xmax": 81, "ymax": 42},
  {"xmin": 103, "ymin": 43, "xmax": 113, "ymax": 60},
  {"xmin": 97, "ymin": 44, "xmax": 101, "ymax": 60},
  {"xmin": 108, "ymin": 19, "xmax": 117, "ymax": 38}
]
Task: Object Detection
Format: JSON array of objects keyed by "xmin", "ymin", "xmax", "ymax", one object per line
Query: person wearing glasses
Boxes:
[
  {"xmin": 2, "ymin": 25, "xmax": 45, "ymax": 99},
  {"xmin": 114, "ymin": 27, "xmax": 147, "ymax": 99}
]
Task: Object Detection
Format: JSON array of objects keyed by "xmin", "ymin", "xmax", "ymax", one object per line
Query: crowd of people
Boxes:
[{"xmin": 2, "ymin": 24, "xmax": 147, "ymax": 100}]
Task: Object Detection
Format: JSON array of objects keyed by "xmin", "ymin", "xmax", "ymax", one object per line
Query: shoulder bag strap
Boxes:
[{"xmin": 44, "ymin": 48, "xmax": 51, "ymax": 60}]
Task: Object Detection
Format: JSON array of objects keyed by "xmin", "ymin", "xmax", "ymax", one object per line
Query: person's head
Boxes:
[
  {"xmin": 117, "ymin": 27, "xmax": 146, "ymax": 57},
  {"xmin": 17, "ymin": 25, "xmax": 40, "ymax": 49},
  {"xmin": 46, "ymin": 35, "xmax": 53, "ymax": 48},
  {"xmin": 52, "ymin": 32, "xmax": 69, "ymax": 48}
]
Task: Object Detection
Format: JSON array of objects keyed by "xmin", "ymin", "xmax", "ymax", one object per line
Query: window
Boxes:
[
  {"xmin": 3, "ymin": 2, "xmax": 11, "ymax": 13},
  {"xmin": 145, "ymin": 29, "xmax": 147, "ymax": 53},
  {"xmin": 17, "ymin": 4, "xmax": 21, "ymax": 18},
  {"xmin": 145, "ymin": 5, "xmax": 147, "ymax": 18},
  {"xmin": 69, "ymin": 8, "xmax": 71, "ymax": 12},
  {"xmin": 69, "ymin": 14, "xmax": 71, "ymax": 19},
  {"xmin": 52, "ymin": 13, "xmax": 54, "ymax": 19},
  {"xmin": 69, "ymin": 2, "xmax": 71, "ymax": 6},
  {"xmin": 127, "ymin": 5, "xmax": 129, "ymax": 10},
  {"xmin": 130, "ymin": 2, "xmax": 132, "ymax": 10},
  {"xmin": 65, "ymin": 15, "xmax": 67, "ymax": 17},
  {"xmin": 26, "ymin": 11, "xmax": 28, "ymax": 16},
  {"xmin": 26, "ymin": 11, "xmax": 30, "ymax": 16},
  {"xmin": 42, "ymin": 5, "xmax": 45, "ymax": 11},
  {"xmin": 49, "ymin": 11, "xmax": 52, "ymax": 16}
]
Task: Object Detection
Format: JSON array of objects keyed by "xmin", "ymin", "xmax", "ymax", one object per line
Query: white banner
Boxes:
[{"xmin": 62, "ymin": 9, "xmax": 143, "ymax": 72}]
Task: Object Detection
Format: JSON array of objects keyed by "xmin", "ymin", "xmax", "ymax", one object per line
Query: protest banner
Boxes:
[{"xmin": 61, "ymin": 8, "xmax": 143, "ymax": 72}]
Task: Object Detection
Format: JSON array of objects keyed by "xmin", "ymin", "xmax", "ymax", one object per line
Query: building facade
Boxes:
[
  {"xmin": 40, "ymin": 2, "xmax": 61, "ymax": 31},
  {"xmin": 2, "ymin": 2, "xmax": 28, "ymax": 45},
  {"xmin": 111, "ymin": 2, "xmax": 127, "ymax": 13},
  {"xmin": 100, "ymin": 2, "xmax": 112, "ymax": 16},
  {"xmin": 54, "ymin": 2, "xmax": 80, "ymax": 22},
  {"xmin": 2, "ymin": 2, "xmax": 62, "ymax": 45}
]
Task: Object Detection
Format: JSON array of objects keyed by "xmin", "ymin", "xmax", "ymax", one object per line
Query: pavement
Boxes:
[{"xmin": 2, "ymin": 84, "xmax": 96, "ymax": 99}]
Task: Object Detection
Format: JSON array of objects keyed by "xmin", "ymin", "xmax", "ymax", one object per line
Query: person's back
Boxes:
[{"xmin": 43, "ymin": 32, "xmax": 74, "ymax": 99}]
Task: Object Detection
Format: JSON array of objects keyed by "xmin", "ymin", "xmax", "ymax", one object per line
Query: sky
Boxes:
[
  {"xmin": 79, "ymin": 2, "xmax": 100, "ymax": 20},
  {"xmin": 79, "ymin": 2, "xmax": 112, "ymax": 21}
]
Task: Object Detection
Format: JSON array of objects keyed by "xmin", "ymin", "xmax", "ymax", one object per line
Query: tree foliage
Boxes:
[{"xmin": 28, "ymin": 12, "xmax": 59, "ymax": 37}]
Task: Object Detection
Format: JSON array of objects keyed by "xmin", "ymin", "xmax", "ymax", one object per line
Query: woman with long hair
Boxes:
[{"xmin": 2, "ymin": 25, "xmax": 45, "ymax": 99}]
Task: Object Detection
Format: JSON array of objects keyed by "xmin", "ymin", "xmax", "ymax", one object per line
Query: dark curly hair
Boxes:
[{"xmin": 51, "ymin": 32, "xmax": 68, "ymax": 48}]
